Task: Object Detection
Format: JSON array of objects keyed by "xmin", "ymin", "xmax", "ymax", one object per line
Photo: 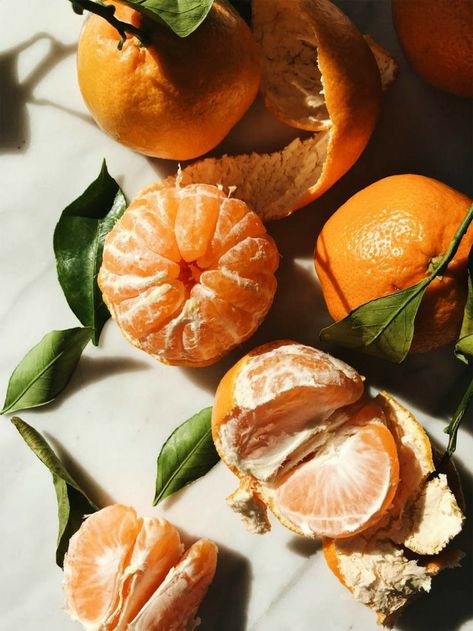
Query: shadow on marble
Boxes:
[
  {"xmin": 31, "ymin": 355, "xmax": 151, "ymax": 415},
  {"xmin": 398, "ymin": 459, "xmax": 472, "ymax": 631},
  {"xmin": 198, "ymin": 542, "xmax": 251, "ymax": 631},
  {"xmin": 287, "ymin": 536, "xmax": 322, "ymax": 559},
  {"xmin": 0, "ymin": 33, "xmax": 92, "ymax": 154},
  {"xmin": 43, "ymin": 432, "xmax": 116, "ymax": 508}
]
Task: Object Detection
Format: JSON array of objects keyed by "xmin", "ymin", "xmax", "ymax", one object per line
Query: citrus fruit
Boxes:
[
  {"xmin": 314, "ymin": 174, "xmax": 473, "ymax": 352},
  {"xmin": 77, "ymin": 1, "xmax": 260, "ymax": 159},
  {"xmin": 169, "ymin": 0, "xmax": 396, "ymax": 220},
  {"xmin": 322, "ymin": 392, "xmax": 464, "ymax": 627},
  {"xmin": 63, "ymin": 504, "xmax": 217, "ymax": 630},
  {"xmin": 393, "ymin": 0, "xmax": 473, "ymax": 97},
  {"xmin": 98, "ymin": 181, "xmax": 279, "ymax": 367},
  {"xmin": 212, "ymin": 340, "xmax": 400, "ymax": 539}
]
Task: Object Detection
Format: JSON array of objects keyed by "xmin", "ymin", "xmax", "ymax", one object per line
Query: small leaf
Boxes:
[
  {"xmin": 54, "ymin": 160, "xmax": 127, "ymax": 345},
  {"xmin": 455, "ymin": 247, "xmax": 473, "ymax": 365},
  {"xmin": 122, "ymin": 0, "xmax": 214, "ymax": 38},
  {"xmin": 1, "ymin": 328, "xmax": 93, "ymax": 414},
  {"xmin": 321, "ymin": 283, "xmax": 427, "ymax": 363},
  {"xmin": 153, "ymin": 407, "xmax": 219, "ymax": 504},
  {"xmin": 11, "ymin": 417, "xmax": 98, "ymax": 567}
]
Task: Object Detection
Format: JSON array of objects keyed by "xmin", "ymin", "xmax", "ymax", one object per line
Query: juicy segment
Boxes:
[
  {"xmin": 63, "ymin": 507, "xmax": 218, "ymax": 630},
  {"xmin": 213, "ymin": 341, "xmax": 400, "ymax": 539},
  {"xmin": 272, "ymin": 403, "xmax": 400, "ymax": 538},
  {"xmin": 99, "ymin": 183, "xmax": 279, "ymax": 366},
  {"xmin": 128, "ymin": 539, "xmax": 218, "ymax": 631},
  {"xmin": 215, "ymin": 341, "xmax": 364, "ymax": 481}
]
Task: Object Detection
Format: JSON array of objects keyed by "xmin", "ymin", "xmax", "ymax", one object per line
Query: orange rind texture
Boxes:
[
  {"xmin": 99, "ymin": 183, "xmax": 279, "ymax": 366},
  {"xmin": 77, "ymin": 1, "xmax": 260, "ymax": 160},
  {"xmin": 63, "ymin": 505, "xmax": 217, "ymax": 631},
  {"xmin": 212, "ymin": 340, "xmax": 400, "ymax": 539},
  {"xmin": 315, "ymin": 174, "xmax": 473, "ymax": 352},
  {"xmin": 169, "ymin": 0, "xmax": 389, "ymax": 221},
  {"xmin": 322, "ymin": 392, "xmax": 464, "ymax": 627}
]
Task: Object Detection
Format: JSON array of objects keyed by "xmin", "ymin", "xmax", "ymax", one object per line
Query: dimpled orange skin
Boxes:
[
  {"xmin": 315, "ymin": 175, "xmax": 473, "ymax": 353},
  {"xmin": 77, "ymin": 1, "xmax": 260, "ymax": 160},
  {"xmin": 393, "ymin": 0, "xmax": 473, "ymax": 98}
]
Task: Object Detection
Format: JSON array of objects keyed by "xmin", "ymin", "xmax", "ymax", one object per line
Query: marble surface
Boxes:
[{"xmin": 0, "ymin": 1, "xmax": 472, "ymax": 630}]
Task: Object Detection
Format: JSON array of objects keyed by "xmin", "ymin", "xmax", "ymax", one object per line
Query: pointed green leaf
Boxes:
[
  {"xmin": 1, "ymin": 327, "xmax": 93, "ymax": 414},
  {"xmin": 11, "ymin": 417, "xmax": 98, "ymax": 567},
  {"xmin": 321, "ymin": 283, "xmax": 427, "ymax": 363},
  {"xmin": 122, "ymin": 0, "xmax": 214, "ymax": 38},
  {"xmin": 54, "ymin": 160, "xmax": 126, "ymax": 345},
  {"xmin": 153, "ymin": 407, "xmax": 219, "ymax": 504},
  {"xmin": 321, "ymin": 204, "xmax": 473, "ymax": 363},
  {"xmin": 455, "ymin": 247, "xmax": 473, "ymax": 365}
]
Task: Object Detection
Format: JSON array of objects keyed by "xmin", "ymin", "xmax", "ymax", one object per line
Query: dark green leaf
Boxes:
[
  {"xmin": 321, "ymin": 284, "xmax": 426, "ymax": 363},
  {"xmin": 122, "ymin": 0, "xmax": 214, "ymax": 38},
  {"xmin": 11, "ymin": 417, "xmax": 98, "ymax": 567},
  {"xmin": 54, "ymin": 160, "xmax": 126, "ymax": 345},
  {"xmin": 153, "ymin": 407, "xmax": 219, "ymax": 504},
  {"xmin": 321, "ymin": 204, "xmax": 473, "ymax": 363},
  {"xmin": 1, "ymin": 328, "xmax": 93, "ymax": 414},
  {"xmin": 455, "ymin": 247, "xmax": 473, "ymax": 365},
  {"xmin": 441, "ymin": 376, "xmax": 473, "ymax": 464}
]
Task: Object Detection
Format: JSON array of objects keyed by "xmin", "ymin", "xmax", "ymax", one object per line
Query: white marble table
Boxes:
[{"xmin": 0, "ymin": 1, "xmax": 472, "ymax": 629}]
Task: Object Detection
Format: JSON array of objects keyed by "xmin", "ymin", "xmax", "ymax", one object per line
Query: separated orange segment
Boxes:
[
  {"xmin": 99, "ymin": 183, "xmax": 279, "ymax": 366},
  {"xmin": 272, "ymin": 402, "xmax": 400, "ymax": 538},
  {"xmin": 63, "ymin": 505, "xmax": 217, "ymax": 631}
]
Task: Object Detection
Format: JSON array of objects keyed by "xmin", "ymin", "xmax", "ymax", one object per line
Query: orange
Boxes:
[
  {"xmin": 98, "ymin": 182, "xmax": 279, "ymax": 366},
  {"xmin": 171, "ymin": 0, "xmax": 395, "ymax": 220},
  {"xmin": 321, "ymin": 392, "xmax": 464, "ymax": 627},
  {"xmin": 77, "ymin": 1, "xmax": 260, "ymax": 159},
  {"xmin": 212, "ymin": 340, "xmax": 399, "ymax": 538},
  {"xmin": 63, "ymin": 504, "xmax": 217, "ymax": 630},
  {"xmin": 393, "ymin": 0, "xmax": 473, "ymax": 97},
  {"xmin": 314, "ymin": 174, "xmax": 473, "ymax": 352}
]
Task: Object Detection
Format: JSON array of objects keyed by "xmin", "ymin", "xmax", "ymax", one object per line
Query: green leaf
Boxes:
[
  {"xmin": 54, "ymin": 160, "xmax": 126, "ymax": 345},
  {"xmin": 455, "ymin": 247, "xmax": 473, "ymax": 365},
  {"xmin": 321, "ymin": 284, "xmax": 426, "ymax": 363},
  {"xmin": 122, "ymin": 0, "xmax": 214, "ymax": 38},
  {"xmin": 153, "ymin": 407, "xmax": 220, "ymax": 504},
  {"xmin": 321, "ymin": 203, "xmax": 473, "ymax": 363},
  {"xmin": 1, "ymin": 328, "xmax": 93, "ymax": 414},
  {"xmin": 11, "ymin": 417, "xmax": 98, "ymax": 567}
]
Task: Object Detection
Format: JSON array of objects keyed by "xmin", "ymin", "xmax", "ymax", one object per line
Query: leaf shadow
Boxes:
[
  {"xmin": 32, "ymin": 355, "xmax": 151, "ymax": 415},
  {"xmin": 397, "ymin": 458, "xmax": 473, "ymax": 631},
  {"xmin": 43, "ymin": 432, "xmax": 115, "ymax": 508}
]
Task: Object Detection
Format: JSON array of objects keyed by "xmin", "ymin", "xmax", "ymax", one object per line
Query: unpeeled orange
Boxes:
[
  {"xmin": 99, "ymin": 182, "xmax": 279, "ymax": 366},
  {"xmin": 77, "ymin": 1, "xmax": 260, "ymax": 159},
  {"xmin": 212, "ymin": 340, "xmax": 400, "ymax": 539},
  {"xmin": 63, "ymin": 504, "xmax": 217, "ymax": 630},
  {"xmin": 314, "ymin": 174, "xmax": 473, "ymax": 352},
  {"xmin": 393, "ymin": 0, "xmax": 473, "ymax": 97}
]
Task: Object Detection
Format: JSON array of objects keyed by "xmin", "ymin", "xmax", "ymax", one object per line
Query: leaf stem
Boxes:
[
  {"xmin": 439, "ymin": 372, "xmax": 473, "ymax": 468},
  {"xmin": 69, "ymin": 0, "xmax": 149, "ymax": 49},
  {"xmin": 428, "ymin": 204, "xmax": 473, "ymax": 280}
]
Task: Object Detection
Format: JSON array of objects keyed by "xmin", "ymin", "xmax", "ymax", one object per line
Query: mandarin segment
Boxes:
[
  {"xmin": 99, "ymin": 183, "xmax": 279, "ymax": 366},
  {"xmin": 63, "ymin": 506, "xmax": 217, "ymax": 631}
]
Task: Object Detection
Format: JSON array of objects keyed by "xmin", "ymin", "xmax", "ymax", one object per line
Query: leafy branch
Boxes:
[{"xmin": 69, "ymin": 0, "xmax": 149, "ymax": 49}]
